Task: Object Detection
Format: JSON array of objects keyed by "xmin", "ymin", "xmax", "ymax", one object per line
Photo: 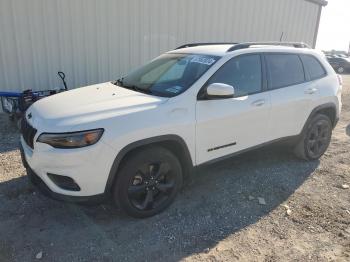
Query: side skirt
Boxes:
[{"xmin": 196, "ymin": 135, "xmax": 300, "ymax": 168}]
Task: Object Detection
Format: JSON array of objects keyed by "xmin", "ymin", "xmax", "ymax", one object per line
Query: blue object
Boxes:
[{"xmin": 0, "ymin": 91, "xmax": 22, "ymax": 97}]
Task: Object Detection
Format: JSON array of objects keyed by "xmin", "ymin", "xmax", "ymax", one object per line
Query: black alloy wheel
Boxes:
[
  {"xmin": 305, "ymin": 118, "xmax": 331, "ymax": 159},
  {"xmin": 113, "ymin": 146, "xmax": 182, "ymax": 218},
  {"xmin": 294, "ymin": 114, "xmax": 332, "ymax": 160},
  {"xmin": 127, "ymin": 162, "xmax": 176, "ymax": 211}
]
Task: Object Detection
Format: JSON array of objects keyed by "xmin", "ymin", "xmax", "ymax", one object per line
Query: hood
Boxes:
[{"xmin": 27, "ymin": 82, "xmax": 168, "ymax": 131}]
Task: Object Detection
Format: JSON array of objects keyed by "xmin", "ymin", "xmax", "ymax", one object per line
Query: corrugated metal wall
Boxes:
[{"xmin": 0, "ymin": 0, "xmax": 320, "ymax": 92}]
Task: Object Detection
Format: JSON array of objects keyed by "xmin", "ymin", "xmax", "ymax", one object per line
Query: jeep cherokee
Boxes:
[{"xmin": 20, "ymin": 42, "xmax": 342, "ymax": 218}]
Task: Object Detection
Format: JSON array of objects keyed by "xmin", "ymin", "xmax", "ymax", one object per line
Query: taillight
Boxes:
[{"xmin": 337, "ymin": 74, "xmax": 343, "ymax": 86}]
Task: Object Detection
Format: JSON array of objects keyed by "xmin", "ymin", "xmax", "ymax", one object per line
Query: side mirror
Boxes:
[{"xmin": 206, "ymin": 83, "xmax": 234, "ymax": 99}]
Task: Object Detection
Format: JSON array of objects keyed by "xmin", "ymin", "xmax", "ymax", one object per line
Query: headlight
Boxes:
[{"xmin": 37, "ymin": 129, "xmax": 104, "ymax": 148}]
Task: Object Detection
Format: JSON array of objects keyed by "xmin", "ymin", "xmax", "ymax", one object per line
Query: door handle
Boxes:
[
  {"xmin": 305, "ymin": 87, "xmax": 317, "ymax": 94},
  {"xmin": 251, "ymin": 99, "xmax": 265, "ymax": 107}
]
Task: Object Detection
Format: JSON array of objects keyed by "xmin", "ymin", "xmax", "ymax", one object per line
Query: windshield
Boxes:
[{"xmin": 116, "ymin": 53, "xmax": 220, "ymax": 97}]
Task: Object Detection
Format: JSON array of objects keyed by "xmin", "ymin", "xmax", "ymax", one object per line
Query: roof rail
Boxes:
[
  {"xmin": 175, "ymin": 42, "xmax": 238, "ymax": 50},
  {"xmin": 227, "ymin": 42, "xmax": 311, "ymax": 52}
]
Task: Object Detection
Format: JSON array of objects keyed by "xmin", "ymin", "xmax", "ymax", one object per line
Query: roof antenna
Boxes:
[{"xmin": 279, "ymin": 32, "xmax": 284, "ymax": 42}]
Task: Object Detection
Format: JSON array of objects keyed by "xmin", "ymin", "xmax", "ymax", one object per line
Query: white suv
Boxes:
[{"xmin": 20, "ymin": 42, "xmax": 342, "ymax": 218}]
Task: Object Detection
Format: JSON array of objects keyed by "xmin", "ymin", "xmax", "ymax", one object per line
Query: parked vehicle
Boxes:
[
  {"xmin": 335, "ymin": 54, "xmax": 349, "ymax": 58},
  {"xmin": 20, "ymin": 42, "xmax": 342, "ymax": 218},
  {"xmin": 327, "ymin": 56, "xmax": 350, "ymax": 74}
]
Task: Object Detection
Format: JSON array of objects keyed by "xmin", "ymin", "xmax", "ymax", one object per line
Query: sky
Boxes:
[{"xmin": 316, "ymin": 0, "xmax": 350, "ymax": 51}]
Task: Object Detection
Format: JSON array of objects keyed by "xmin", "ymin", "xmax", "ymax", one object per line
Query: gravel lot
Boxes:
[{"xmin": 1, "ymin": 76, "xmax": 350, "ymax": 262}]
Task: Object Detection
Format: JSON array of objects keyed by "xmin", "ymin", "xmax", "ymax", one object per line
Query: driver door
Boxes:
[{"xmin": 195, "ymin": 54, "xmax": 271, "ymax": 164}]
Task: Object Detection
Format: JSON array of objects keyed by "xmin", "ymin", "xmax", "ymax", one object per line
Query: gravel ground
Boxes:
[{"xmin": 1, "ymin": 76, "xmax": 350, "ymax": 262}]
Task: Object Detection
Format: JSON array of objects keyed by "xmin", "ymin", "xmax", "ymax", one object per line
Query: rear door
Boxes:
[
  {"xmin": 299, "ymin": 53, "xmax": 329, "ymax": 113},
  {"xmin": 265, "ymin": 53, "xmax": 312, "ymax": 140}
]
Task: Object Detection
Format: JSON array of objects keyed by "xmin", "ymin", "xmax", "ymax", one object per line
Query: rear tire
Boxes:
[
  {"xmin": 294, "ymin": 114, "xmax": 332, "ymax": 161},
  {"xmin": 113, "ymin": 146, "xmax": 183, "ymax": 218}
]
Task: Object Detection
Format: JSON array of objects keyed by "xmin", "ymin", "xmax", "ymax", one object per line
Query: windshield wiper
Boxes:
[
  {"xmin": 112, "ymin": 78, "xmax": 153, "ymax": 95},
  {"xmin": 127, "ymin": 85, "xmax": 153, "ymax": 95},
  {"xmin": 112, "ymin": 78, "xmax": 124, "ymax": 86}
]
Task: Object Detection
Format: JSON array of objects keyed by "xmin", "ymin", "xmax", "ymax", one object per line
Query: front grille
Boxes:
[{"xmin": 21, "ymin": 117, "xmax": 37, "ymax": 149}]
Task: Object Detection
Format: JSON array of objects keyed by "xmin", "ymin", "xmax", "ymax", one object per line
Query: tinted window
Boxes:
[
  {"xmin": 300, "ymin": 55, "xmax": 326, "ymax": 80},
  {"xmin": 207, "ymin": 55, "xmax": 262, "ymax": 97},
  {"xmin": 266, "ymin": 54, "xmax": 305, "ymax": 89}
]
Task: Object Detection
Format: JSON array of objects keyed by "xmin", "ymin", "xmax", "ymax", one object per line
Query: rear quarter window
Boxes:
[
  {"xmin": 300, "ymin": 55, "xmax": 326, "ymax": 80},
  {"xmin": 265, "ymin": 54, "xmax": 305, "ymax": 89}
]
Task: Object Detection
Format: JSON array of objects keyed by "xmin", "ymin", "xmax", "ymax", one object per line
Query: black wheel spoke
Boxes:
[
  {"xmin": 128, "ymin": 184, "xmax": 147, "ymax": 196},
  {"xmin": 140, "ymin": 190, "xmax": 154, "ymax": 210},
  {"xmin": 155, "ymin": 162, "xmax": 170, "ymax": 179},
  {"xmin": 313, "ymin": 140, "xmax": 320, "ymax": 153},
  {"xmin": 308, "ymin": 139, "xmax": 317, "ymax": 148},
  {"xmin": 156, "ymin": 182, "xmax": 175, "ymax": 194},
  {"xmin": 138, "ymin": 164, "xmax": 149, "ymax": 177},
  {"xmin": 320, "ymin": 129, "xmax": 329, "ymax": 138},
  {"xmin": 149, "ymin": 164, "xmax": 156, "ymax": 177}
]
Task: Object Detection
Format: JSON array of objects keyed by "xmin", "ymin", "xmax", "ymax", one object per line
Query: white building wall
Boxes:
[{"xmin": 0, "ymin": 0, "xmax": 322, "ymax": 92}]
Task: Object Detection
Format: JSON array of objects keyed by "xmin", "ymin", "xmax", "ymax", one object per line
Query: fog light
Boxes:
[{"xmin": 47, "ymin": 173, "xmax": 81, "ymax": 191}]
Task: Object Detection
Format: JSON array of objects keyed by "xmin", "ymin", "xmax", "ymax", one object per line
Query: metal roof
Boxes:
[{"xmin": 0, "ymin": 0, "xmax": 325, "ymax": 93}]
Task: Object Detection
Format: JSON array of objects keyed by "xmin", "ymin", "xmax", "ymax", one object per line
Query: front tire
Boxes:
[
  {"xmin": 113, "ymin": 146, "xmax": 183, "ymax": 218},
  {"xmin": 294, "ymin": 114, "xmax": 332, "ymax": 161}
]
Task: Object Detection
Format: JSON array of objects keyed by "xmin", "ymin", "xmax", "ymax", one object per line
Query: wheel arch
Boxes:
[
  {"xmin": 302, "ymin": 103, "xmax": 338, "ymax": 134},
  {"xmin": 104, "ymin": 135, "xmax": 194, "ymax": 194}
]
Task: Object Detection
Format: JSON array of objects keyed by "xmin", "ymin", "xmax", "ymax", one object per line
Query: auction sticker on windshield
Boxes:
[
  {"xmin": 190, "ymin": 56, "xmax": 216, "ymax": 65},
  {"xmin": 165, "ymin": 86, "xmax": 183, "ymax": 94}
]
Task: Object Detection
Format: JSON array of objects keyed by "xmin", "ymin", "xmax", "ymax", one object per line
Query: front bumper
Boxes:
[
  {"xmin": 20, "ymin": 135, "xmax": 115, "ymax": 199},
  {"xmin": 20, "ymin": 142, "xmax": 106, "ymax": 203}
]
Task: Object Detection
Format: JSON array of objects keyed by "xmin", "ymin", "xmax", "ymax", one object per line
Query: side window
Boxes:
[
  {"xmin": 300, "ymin": 55, "xmax": 326, "ymax": 80},
  {"xmin": 207, "ymin": 54, "xmax": 262, "ymax": 97},
  {"xmin": 265, "ymin": 54, "xmax": 305, "ymax": 89}
]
